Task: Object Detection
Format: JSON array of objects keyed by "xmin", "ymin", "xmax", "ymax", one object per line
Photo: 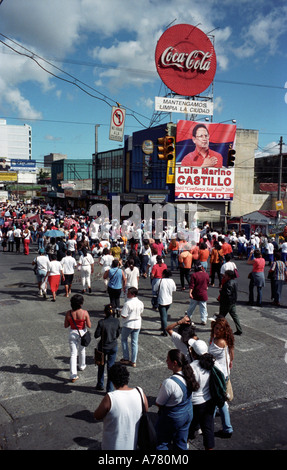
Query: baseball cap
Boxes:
[{"xmin": 188, "ymin": 338, "xmax": 208, "ymax": 356}]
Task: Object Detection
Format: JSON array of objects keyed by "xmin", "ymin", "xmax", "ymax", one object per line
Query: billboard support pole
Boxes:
[{"xmin": 276, "ymin": 136, "xmax": 283, "ymax": 231}]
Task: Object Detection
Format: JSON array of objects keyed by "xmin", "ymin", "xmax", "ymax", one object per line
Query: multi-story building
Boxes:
[{"xmin": 0, "ymin": 119, "xmax": 32, "ymax": 160}]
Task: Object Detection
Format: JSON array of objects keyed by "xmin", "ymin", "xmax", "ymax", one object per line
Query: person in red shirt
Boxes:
[
  {"xmin": 151, "ymin": 255, "xmax": 167, "ymax": 309},
  {"xmin": 247, "ymin": 249, "xmax": 265, "ymax": 306},
  {"xmin": 151, "ymin": 239, "xmax": 165, "ymax": 257},
  {"xmin": 186, "ymin": 261, "xmax": 210, "ymax": 325},
  {"xmin": 181, "ymin": 124, "xmax": 223, "ymax": 168}
]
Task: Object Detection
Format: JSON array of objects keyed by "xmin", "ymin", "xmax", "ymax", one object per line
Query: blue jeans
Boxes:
[
  {"xmin": 151, "ymin": 278, "xmax": 161, "ymax": 308},
  {"xmin": 38, "ymin": 238, "xmax": 44, "ymax": 249},
  {"xmin": 187, "ymin": 299, "xmax": 208, "ymax": 323},
  {"xmin": 140, "ymin": 255, "xmax": 149, "ymax": 275},
  {"xmin": 158, "ymin": 304, "xmax": 170, "ymax": 333},
  {"xmin": 249, "ymin": 276, "xmax": 263, "ymax": 305},
  {"xmin": 170, "ymin": 251, "xmax": 178, "ymax": 270},
  {"xmin": 214, "ymin": 401, "xmax": 233, "ymax": 434},
  {"xmin": 97, "ymin": 346, "xmax": 118, "ymax": 392},
  {"xmin": 121, "ymin": 327, "xmax": 140, "ymax": 363}
]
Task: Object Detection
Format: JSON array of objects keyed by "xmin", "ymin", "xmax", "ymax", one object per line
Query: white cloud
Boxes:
[
  {"xmin": 255, "ymin": 142, "xmax": 287, "ymax": 158},
  {"xmin": 214, "ymin": 96, "xmax": 224, "ymax": 114},
  {"xmin": 45, "ymin": 135, "xmax": 62, "ymax": 141},
  {"xmin": 233, "ymin": 6, "xmax": 287, "ymax": 59}
]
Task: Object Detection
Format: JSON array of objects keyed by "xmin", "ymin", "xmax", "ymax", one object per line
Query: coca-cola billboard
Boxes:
[{"xmin": 155, "ymin": 24, "xmax": 217, "ymax": 96}]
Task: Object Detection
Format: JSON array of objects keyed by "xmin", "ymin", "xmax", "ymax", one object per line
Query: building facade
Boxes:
[{"xmin": 0, "ymin": 119, "xmax": 32, "ymax": 160}]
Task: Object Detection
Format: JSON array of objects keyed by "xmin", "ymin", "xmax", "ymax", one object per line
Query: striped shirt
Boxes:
[{"xmin": 270, "ymin": 261, "xmax": 287, "ymax": 281}]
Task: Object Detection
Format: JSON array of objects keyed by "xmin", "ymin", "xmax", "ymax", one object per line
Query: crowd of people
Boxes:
[{"xmin": 1, "ymin": 200, "xmax": 287, "ymax": 451}]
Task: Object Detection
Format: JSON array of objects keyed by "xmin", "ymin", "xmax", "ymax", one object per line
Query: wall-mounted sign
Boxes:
[
  {"xmin": 155, "ymin": 97, "xmax": 213, "ymax": 116},
  {"xmin": 109, "ymin": 106, "xmax": 126, "ymax": 142},
  {"xmin": 10, "ymin": 159, "xmax": 36, "ymax": 171},
  {"xmin": 155, "ymin": 24, "xmax": 217, "ymax": 96},
  {"xmin": 142, "ymin": 140, "xmax": 154, "ymax": 154},
  {"xmin": 0, "ymin": 172, "xmax": 17, "ymax": 182}
]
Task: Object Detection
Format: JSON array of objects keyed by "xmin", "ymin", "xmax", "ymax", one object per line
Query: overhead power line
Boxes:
[{"xmin": 0, "ymin": 33, "xmax": 152, "ymax": 128}]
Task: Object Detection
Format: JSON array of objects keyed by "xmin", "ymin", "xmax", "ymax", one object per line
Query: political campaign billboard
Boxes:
[{"xmin": 175, "ymin": 120, "xmax": 237, "ymax": 201}]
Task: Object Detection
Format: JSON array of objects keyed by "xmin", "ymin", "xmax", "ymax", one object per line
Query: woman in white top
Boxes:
[
  {"xmin": 99, "ymin": 248, "xmax": 114, "ymax": 289},
  {"xmin": 46, "ymin": 254, "xmax": 64, "ymax": 301},
  {"xmin": 124, "ymin": 259, "xmax": 139, "ymax": 299},
  {"xmin": 78, "ymin": 247, "xmax": 94, "ymax": 293},
  {"xmin": 66, "ymin": 231, "xmax": 77, "ymax": 258},
  {"xmin": 189, "ymin": 339, "xmax": 223, "ymax": 450},
  {"xmin": 94, "ymin": 363, "xmax": 148, "ymax": 450},
  {"xmin": 156, "ymin": 349, "xmax": 199, "ymax": 451},
  {"xmin": 120, "ymin": 287, "xmax": 144, "ymax": 367},
  {"xmin": 208, "ymin": 317, "xmax": 234, "ymax": 438}
]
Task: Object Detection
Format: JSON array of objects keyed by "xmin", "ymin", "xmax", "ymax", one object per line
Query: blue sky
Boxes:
[{"xmin": 0, "ymin": 0, "xmax": 286, "ymax": 165}]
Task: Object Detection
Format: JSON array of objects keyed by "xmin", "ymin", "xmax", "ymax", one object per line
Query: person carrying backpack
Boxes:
[{"xmin": 188, "ymin": 339, "xmax": 225, "ymax": 450}]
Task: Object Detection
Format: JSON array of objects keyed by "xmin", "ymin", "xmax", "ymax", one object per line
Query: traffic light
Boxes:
[
  {"xmin": 165, "ymin": 136, "xmax": 175, "ymax": 161},
  {"xmin": 157, "ymin": 136, "xmax": 175, "ymax": 160},
  {"xmin": 157, "ymin": 137, "xmax": 167, "ymax": 160},
  {"xmin": 227, "ymin": 148, "xmax": 236, "ymax": 167}
]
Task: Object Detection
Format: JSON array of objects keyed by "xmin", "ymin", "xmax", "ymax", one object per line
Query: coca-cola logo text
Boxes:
[{"xmin": 160, "ymin": 47, "xmax": 212, "ymax": 72}]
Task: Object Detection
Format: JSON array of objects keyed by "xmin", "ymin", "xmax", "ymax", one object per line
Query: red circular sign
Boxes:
[{"xmin": 155, "ymin": 24, "xmax": 217, "ymax": 96}]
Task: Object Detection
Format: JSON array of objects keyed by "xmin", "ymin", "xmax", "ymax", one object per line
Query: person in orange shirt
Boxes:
[
  {"xmin": 168, "ymin": 237, "xmax": 179, "ymax": 270},
  {"xmin": 220, "ymin": 238, "xmax": 233, "ymax": 258},
  {"xmin": 198, "ymin": 242, "xmax": 210, "ymax": 271},
  {"xmin": 191, "ymin": 242, "xmax": 199, "ymax": 269},
  {"xmin": 210, "ymin": 242, "xmax": 224, "ymax": 287},
  {"xmin": 178, "ymin": 244, "xmax": 193, "ymax": 291}
]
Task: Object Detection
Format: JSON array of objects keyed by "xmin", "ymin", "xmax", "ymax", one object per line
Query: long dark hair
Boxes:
[
  {"xmin": 104, "ymin": 304, "xmax": 115, "ymax": 317},
  {"xmin": 178, "ymin": 323, "xmax": 197, "ymax": 346},
  {"xmin": 168, "ymin": 349, "xmax": 199, "ymax": 392},
  {"xmin": 210, "ymin": 317, "xmax": 234, "ymax": 350}
]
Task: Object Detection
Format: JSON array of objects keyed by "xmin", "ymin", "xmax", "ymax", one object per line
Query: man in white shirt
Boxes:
[
  {"xmin": 61, "ymin": 251, "xmax": 78, "ymax": 297},
  {"xmin": 157, "ymin": 269, "xmax": 176, "ymax": 336},
  {"xmin": 89, "ymin": 218, "xmax": 99, "ymax": 244},
  {"xmin": 32, "ymin": 248, "xmax": 50, "ymax": 297},
  {"xmin": 120, "ymin": 287, "xmax": 144, "ymax": 367},
  {"xmin": 7, "ymin": 228, "xmax": 14, "ymax": 252},
  {"xmin": 13, "ymin": 226, "xmax": 22, "ymax": 253},
  {"xmin": 266, "ymin": 239, "xmax": 274, "ymax": 265}
]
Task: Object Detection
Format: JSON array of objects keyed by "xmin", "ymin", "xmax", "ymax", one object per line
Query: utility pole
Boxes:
[{"xmin": 93, "ymin": 124, "xmax": 100, "ymax": 194}]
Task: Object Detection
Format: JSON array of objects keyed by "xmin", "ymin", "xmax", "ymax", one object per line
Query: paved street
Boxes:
[{"xmin": 0, "ymin": 244, "xmax": 287, "ymax": 452}]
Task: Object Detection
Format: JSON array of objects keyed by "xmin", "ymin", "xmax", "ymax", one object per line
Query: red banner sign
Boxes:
[{"xmin": 175, "ymin": 121, "xmax": 236, "ymax": 202}]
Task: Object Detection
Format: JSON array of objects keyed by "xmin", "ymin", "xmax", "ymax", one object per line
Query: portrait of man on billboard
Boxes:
[
  {"xmin": 176, "ymin": 120, "xmax": 236, "ymax": 168},
  {"xmin": 180, "ymin": 123, "xmax": 223, "ymax": 168}
]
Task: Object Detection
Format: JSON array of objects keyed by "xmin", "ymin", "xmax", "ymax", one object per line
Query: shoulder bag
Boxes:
[
  {"xmin": 94, "ymin": 320, "xmax": 105, "ymax": 366},
  {"xmin": 33, "ymin": 257, "xmax": 39, "ymax": 275},
  {"xmin": 136, "ymin": 387, "xmax": 157, "ymax": 451},
  {"xmin": 225, "ymin": 346, "xmax": 233, "ymax": 401},
  {"xmin": 70, "ymin": 310, "xmax": 91, "ymax": 347}
]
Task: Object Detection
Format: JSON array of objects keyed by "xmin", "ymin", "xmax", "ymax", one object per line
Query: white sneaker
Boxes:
[{"xmin": 208, "ymin": 316, "xmax": 218, "ymax": 322}]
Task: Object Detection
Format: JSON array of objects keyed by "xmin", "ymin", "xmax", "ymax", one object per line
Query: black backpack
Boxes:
[{"xmin": 209, "ymin": 366, "xmax": 227, "ymax": 409}]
